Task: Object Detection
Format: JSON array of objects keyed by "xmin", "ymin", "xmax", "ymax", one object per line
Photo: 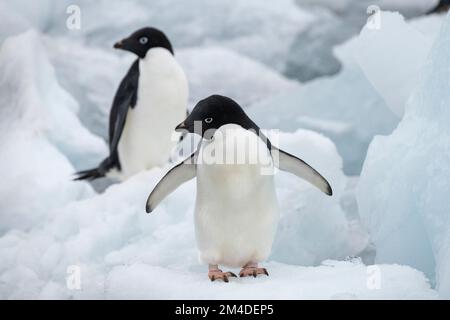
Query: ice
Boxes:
[
  {"xmin": 357, "ymin": 13, "xmax": 450, "ymax": 298},
  {"xmin": 299, "ymin": 0, "xmax": 437, "ymax": 15},
  {"xmin": 177, "ymin": 47, "xmax": 300, "ymax": 108},
  {"xmin": 249, "ymin": 12, "xmax": 446, "ymax": 175},
  {"xmin": 44, "ymin": 40, "xmax": 299, "ymax": 140},
  {"xmin": 104, "ymin": 261, "xmax": 436, "ymax": 299},
  {"xmin": 0, "ymin": 127, "xmax": 377, "ymax": 299},
  {"xmin": 285, "ymin": 0, "xmax": 437, "ymax": 82},
  {"xmin": 44, "ymin": 36, "xmax": 132, "ymax": 140},
  {"xmin": 248, "ymin": 43, "xmax": 399, "ymax": 175},
  {"xmin": 0, "ymin": 31, "xmax": 107, "ymax": 169},
  {"xmin": 269, "ymin": 130, "xmax": 369, "ymax": 265},
  {"xmin": 0, "ymin": 0, "xmax": 444, "ymax": 300},
  {"xmin": 354, "ymin": 12, "xmax": 438, "ymax": 117},
  {"xmin": 21, "ymin": 0, "xmax": 314, "ymax": 73},
  {"xmin": 0, "ymin": 31, "xmax": 100, "ymax": 233},
  {"xmin": 0, "ymin": 0, "xmax": 63, "ymax": 43},
  {"xmin": 1, "ymin": 0, "xmax": 436, "ymax": 84}
]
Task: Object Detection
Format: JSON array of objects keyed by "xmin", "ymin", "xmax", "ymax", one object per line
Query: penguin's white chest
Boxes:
[
  {"xmin": 118, "ymin": 48, "xmax": 188, "ymax": 179},
  {"xmin": 195, "ymin": 125, "xmax": 279, "ymax": 267}
]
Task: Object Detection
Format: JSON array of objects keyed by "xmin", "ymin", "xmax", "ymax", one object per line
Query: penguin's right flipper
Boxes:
[
  {"xmin": 74, "ymin": 60, "xmax": 139, "ymax": 182},
  {"xmin": 146, "ymin": 152, "xmax": 197, "ymax": 213},
  {"xmin": 272, "ymin": 147, "xmax": 333, "ymax": 196},
  {"xmin": 108, "ymin": 59, "xmax": 139, "ymax": 160}
]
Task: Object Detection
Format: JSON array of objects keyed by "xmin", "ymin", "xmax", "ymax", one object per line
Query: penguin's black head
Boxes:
[
  {"xmin": 113, "ymin": 27, "xmax": 173, "ymax": 58},
  {"xmin": 175, "ymin": 95, "xmax": 257, "ymax": 139}
]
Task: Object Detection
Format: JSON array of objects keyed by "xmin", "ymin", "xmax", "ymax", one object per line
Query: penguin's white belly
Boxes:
[
  {"xmin": 118, "ymin": 48, "xmax": 188, "ymax": 179},
  {"xmin": 195, "ymin": 125, "xmax": 279, "ymax": 267}
]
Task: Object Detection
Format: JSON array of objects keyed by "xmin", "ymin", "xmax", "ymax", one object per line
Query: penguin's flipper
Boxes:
[
  {"xmin": 146, "ymin": 153, "xmax": 197, "ymax": 213},
  {"xmin": 272, "ymin": 147, "xmax": 333, "ymax": 196},
  {"xmin": 74, "ymin": 60, "xmax": 139, "ymax": 182},
  {"xmin": 108, "ymin": 59, "xmax": 140, "ymax": 161}
]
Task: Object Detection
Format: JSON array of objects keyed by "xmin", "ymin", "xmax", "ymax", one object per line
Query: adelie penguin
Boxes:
[
  {"xmin": 146, "ymin": 95, "xmax": 332, "ymax": 282},
  {"xmin": 75, "ymin": 27, "xmax": 188, "ymax": 181}
]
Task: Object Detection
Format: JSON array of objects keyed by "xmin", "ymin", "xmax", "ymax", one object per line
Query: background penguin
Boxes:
[
  {"xmin": 75, "ymin": 27, "xmax": 188, "ymax": 181},
  {"xmin": 428, "ymin": 0, "xmax": 450, "ymax": 14},
  {"xmin": 146, "ymin": 95, "xmax": 332, "ymax": 282}
]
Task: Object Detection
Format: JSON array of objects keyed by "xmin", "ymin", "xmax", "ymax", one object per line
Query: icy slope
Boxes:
[
  {"xmin": 354, "ymin": 12, "xmax": 444, "ymax": 117},
  {"xmin": 1, "ymin": 0, "xmax": 437, "ymax": 84},
  {"xmin": 0, "ymin": 2, "xmax": 444, "ymax": 300},
  {"xmin": 0, "ymin": 128, "xmax": 374, "ymax": 299},
  {"xmin": 285, "ymin": 0, "xmax": 437, "ymax": 81},
  {"xmin": 248, "ymin": 42, "xmax": 399, "ymax": 175},
  {"xmin": 248, "ymin": 12, "xmax": 445, "ymax": 175},
  {"xmin": 105, "ymin": 261, "xmax": 436, "ymax": 300},
  {"xmin": 0, "ymin": 0, "xmax": 314, "ymax": 73},
  {"xmin": 177, "ymin": 47, "xmax": 300, "ymax": 108},
  {"xmin": 357, "ymin": 12, "xmax": 450, "ymax": 298},
  {"xmin": 44, "ymin": 36, "xmax": 132, "ymax": 140},
  {"xmin": 354, "ymin": 12, "xmax": 434, "ymax": 117},
  {"xmin": 43, "ymin": 37, "xmax": 299, "ymax": 141},
  {"xmin": 0, "ymin": 31, "xmax": 105, "ymax": 233}
]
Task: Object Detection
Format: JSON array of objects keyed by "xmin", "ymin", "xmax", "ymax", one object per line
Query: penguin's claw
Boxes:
[
  {"xmin": 208, "ymin": 270, "xmax": 236, "ymax": 283},
  {"xmin": 239, "ymin": 267, "xmax": 269, "ymax": 278}
]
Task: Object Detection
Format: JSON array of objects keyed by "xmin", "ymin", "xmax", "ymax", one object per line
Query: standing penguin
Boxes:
[
  {"xmin": 146, "ymin": 95, "xmax": 332, "ymax": 282},
  {"xmin": 75, "ymin": 27, "xmax": 188, "ymax": 181}
]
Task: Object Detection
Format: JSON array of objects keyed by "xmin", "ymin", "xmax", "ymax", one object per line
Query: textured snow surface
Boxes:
[
  {"xmin": 249, "ymin": 12, "xmax": 446, "ymax": 175},
  {"xmin": 0, "ymin": 31, "xmax": 101, "ymax": 233},
  {"xmin": 0, "ymin": 0, "xmax": 446, "ymax": 299},
  {"xmin": 0, "ymin": 126, "xmax": 376, "ymax": 298},
  {"xmin": 104, "ymin": 261, "xmax": 436, "ymax": 300},
  {"xmin": 357, "ymin": 12, "xmax": 450, "ymax": 298}
]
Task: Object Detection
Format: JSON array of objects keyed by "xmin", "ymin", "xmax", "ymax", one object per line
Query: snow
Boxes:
[
  {"xmin": 248, "ymin": 43, "xmax": 399, "ymax": 175},
  {"xmin": 43, "ymin": 41, "xmax": 299, "ymax": 141},
  {"xmin": 299, "ymin": 0, "xmax": 437, "ymax": 15},
  {"xmin": 0, "ymin": 128, "xmax": 375, "ymax": 299},
  {"xmin": 0, "ymin": 31, "xmax": 99, "ymax": 233},
  {"xmin": 285, "ymin": 0, "xmax": 437, "ymax": 82},
  {"xmin": 248, "ymin": 12, "xmax": 446, "ymax": 175},
  {"xmin": 354, "ymin": 12, "xmax": 434, "ymax": 117},
  {"xmin": 270, "ymin": 130, "xmax": 369, "ymax": 265},
  {"xmin": 357, "ymin": 12, "xmax": 450, "ymax": 298},
  {"xmin": 0, "ymin": 0, "xmax": 446, "ymax": 300},
  {"xmin": 2, "ymin": 0, "xmax": 314, "ymax": 73},
  {"xmin": 44, "ymin": 36, "xmax": 132, "ymax": 140},
  {"xmin": 353, "ymin": 12, "xmax": 445, "ymax": 118},
  {"xmin": 177, "ymin": 47, "xmax": 300, "ymax": 108},
  {"xmin": 105, "ymin": 261, "xmax": 436, "ymax": 300}
]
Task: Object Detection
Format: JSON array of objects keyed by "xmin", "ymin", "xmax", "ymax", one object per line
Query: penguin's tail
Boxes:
[
  {"xmin": 73, "ymin": 157, "xmax": 118, "ymax": 181},
  {"xmin": 73, "ymin": 168, "xmax": 105, "ymax": 181}
]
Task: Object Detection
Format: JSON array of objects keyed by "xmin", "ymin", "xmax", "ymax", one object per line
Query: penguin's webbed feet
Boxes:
[
  {"xmin": 239, "ymin": 263, "xmax": 269, "ymax": 278},
  {"xmin": 208, "ymin": 269, "xmax": 237, "ymax": 283}
]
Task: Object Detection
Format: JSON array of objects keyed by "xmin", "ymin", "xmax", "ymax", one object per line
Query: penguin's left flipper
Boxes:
[
  {"xmin": 272, "ymin": 147, "xmax": 333, "ymax": 196},
  {"xmin": 146, "ymin": 152, "xmax": 197, "ymax": 213}
]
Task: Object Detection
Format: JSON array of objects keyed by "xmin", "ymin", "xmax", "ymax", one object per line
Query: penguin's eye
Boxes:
[
  {"xmin": 204, "ymin": 117, "xmax": 213, "ymax": 124},
  {"xmin": 139, "ymin": 37, "xmax": 149, "ymax": 45}
]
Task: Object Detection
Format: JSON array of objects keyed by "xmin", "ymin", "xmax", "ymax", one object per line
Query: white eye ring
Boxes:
[
  {"xmin": 139, "ymin": 37, "xmax": 148, "ymax": 44},
  {"xmin": 204, "ymin": 117, "xmax": 213, "ymax": 124}
]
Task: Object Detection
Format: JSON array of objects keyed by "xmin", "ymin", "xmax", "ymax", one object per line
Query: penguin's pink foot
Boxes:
[
  {"xmin": 239, "ymin": 262, "xmax": 269, "ymax": 278},
  {"xmin": 208, "ymin": 265, "xmax": 237, "ymax": 282},
  {"xmin": 208, "ymin": 270, "xmax": 237, "ymax": 282}
]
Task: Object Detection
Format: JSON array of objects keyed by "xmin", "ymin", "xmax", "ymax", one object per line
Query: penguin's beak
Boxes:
[
  {"xmin": 113, "ymin": 40, "xmax": 124, "ymax": 49},
  {"xmin": 175, "ymin": 121, "xmax": 187, "ymax": 132}
]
